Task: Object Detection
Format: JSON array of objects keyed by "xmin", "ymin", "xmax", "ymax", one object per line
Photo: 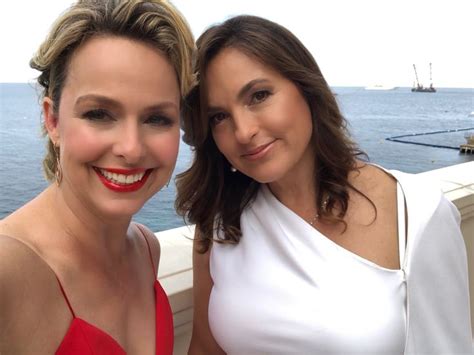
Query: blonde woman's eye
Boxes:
[
  {"xmin": 81, "ymin": 109, "xmax": 111, "ymax": 121},
  {"xmin": 146, "ymin": 114, "xmax": 173, "ymax": 126}
]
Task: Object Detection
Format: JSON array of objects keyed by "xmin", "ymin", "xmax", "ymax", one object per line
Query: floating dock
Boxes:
[
  {"xmin": 460, "ymin": 133, "xmax": 474, "ymax": 154},
  {"xmin": 460, "ymin": 144, "xmax": 474, "ymax": 154},
  {"xmin": 386, "ymin": 127, "xmax": 474, "ymax": 154}
]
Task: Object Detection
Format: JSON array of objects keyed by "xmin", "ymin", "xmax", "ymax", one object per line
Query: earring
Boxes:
[
  {"xmin": 230, "ymin": 166, "xmax": 237, "ymax": 173},
  {"xmin": 54, "ymin": 143, "xmax": 62, "ymax": 186}
]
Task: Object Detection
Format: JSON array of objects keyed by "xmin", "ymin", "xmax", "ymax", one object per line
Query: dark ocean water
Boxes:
[{"xmin": 1, "ymin": 84, "xmax": 472, "ymax": 231}]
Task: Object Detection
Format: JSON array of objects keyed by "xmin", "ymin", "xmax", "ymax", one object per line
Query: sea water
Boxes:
[{"xmin": 1, "ymin": 84, "xmax": 472, "ymax": 231}]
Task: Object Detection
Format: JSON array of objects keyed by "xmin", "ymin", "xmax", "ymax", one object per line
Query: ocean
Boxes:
[{"xmin": 1, "ymin": 83, "xmax": 473, "ymax": 231}]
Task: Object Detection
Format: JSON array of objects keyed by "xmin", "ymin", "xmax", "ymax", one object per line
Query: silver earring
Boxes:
[{"xmin": 230, "ymin": 166, "xmax": 237, "ymax": 173}]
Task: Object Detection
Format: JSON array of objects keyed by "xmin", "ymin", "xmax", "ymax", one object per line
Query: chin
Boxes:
[
  {"xmin": 97, "ymin": 183, "xmax": 164, "ymax": 218},
  {"xmin": 243, "ymin": 168, "xmax": 286, "ymax": 185},
  {"xmin": 96, "ymin": 201, "xmax": 146, "ymax": 221},
  {"xmin": 239, "ymin": 157, "xmax": 293, "ymax": 182}
]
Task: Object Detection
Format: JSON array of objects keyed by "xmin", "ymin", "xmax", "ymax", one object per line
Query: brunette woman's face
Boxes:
[
  {"xmin": 205, "ymin": 47, "xmax": 314, "ymax": 185},
  {"xmin": 45, "ymin": 36, "xmax": 181, "ymax": 219}
]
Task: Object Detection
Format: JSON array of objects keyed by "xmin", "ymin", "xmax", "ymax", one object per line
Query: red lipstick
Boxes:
[{"xmin": 94, "ymin": 167, "xmax": 151, "ymax": 193}]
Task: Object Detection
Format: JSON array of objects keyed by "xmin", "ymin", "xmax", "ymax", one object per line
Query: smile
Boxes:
[
  {"xmin": 93, "ymin": 167, "xmax": 152, "ymax": 192},
  {"xmin": 242, "ymin": 140, "xmax": 276, "ymax": 161}
]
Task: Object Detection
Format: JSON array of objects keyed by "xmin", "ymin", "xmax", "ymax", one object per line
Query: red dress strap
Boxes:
[
  {"xmin": 55, "ymin": 275, "xmax": 76, "ymax": 318},
  {"xmin": 135, "ymin": 224, "xmax": 157, "ymax": 278}
]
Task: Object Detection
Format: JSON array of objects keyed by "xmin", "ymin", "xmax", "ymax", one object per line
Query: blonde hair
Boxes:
[{"xmin": 30, "ymin": 0, "xmax": 195, "ymax": 181}]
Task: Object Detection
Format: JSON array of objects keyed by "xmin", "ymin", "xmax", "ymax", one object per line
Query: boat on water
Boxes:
[
  {"xmin": 411, "ymin": 83, "xmax": 436, "ymax": 93},
  {"xmin": 412, "ymin": 63, "xmax": 436, "ymax": 93},
  {"xmin": 365, "ymin": 85, "xmax": 397, "ymax": 91}
]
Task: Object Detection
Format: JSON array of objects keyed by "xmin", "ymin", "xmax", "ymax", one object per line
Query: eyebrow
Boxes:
[
  {"xmin": 207, "ymin": 78, "xmax": 270, "ymax": 113},
  {"xmin": 237, "ymin": 78, "xmax": 270, "ymax": 101},
  {"xmin": 75, "ymin": 94, "xmax": 121, "ymax": 109},
  {"xmin": 75, "ymin": 94, "xmax": 178, "ymax": 113}
]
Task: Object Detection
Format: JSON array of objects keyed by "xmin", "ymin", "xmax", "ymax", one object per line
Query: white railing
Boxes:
[{"xmin": 156, "ymin": 161, "xmax": 474, "ymax": 355}]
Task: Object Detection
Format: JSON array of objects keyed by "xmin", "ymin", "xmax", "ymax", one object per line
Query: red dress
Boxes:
[{"xmin": 55, "ymin": 228, "xmax": 173, "ymax": 354}]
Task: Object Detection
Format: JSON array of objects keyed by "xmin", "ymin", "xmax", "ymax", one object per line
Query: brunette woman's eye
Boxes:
[
  {"xmin": 209, "ymin": 112, "xmax": 228, "ymax": 126},
  {"xmin": 250, "ymin": 90, "xmax": 271, "ymax": 105},
  {"xmin": 81, "ymin": 108, "xmax": 112, "ymax": 121}
]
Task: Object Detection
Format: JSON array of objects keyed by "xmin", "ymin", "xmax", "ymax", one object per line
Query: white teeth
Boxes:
[{"xmin": 99, "ymin": 169, "xmax": 146, "ymax": 185}]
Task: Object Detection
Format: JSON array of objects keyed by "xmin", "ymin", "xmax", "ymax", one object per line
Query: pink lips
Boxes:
[{"xmin": 241, "ymin": 140, "xmax": 276, "ymax": 161}]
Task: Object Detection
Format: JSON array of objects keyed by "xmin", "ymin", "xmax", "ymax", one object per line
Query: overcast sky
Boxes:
[{"xmin": 1, "ymin": 0, "xmax": 473, "ymax": 88}]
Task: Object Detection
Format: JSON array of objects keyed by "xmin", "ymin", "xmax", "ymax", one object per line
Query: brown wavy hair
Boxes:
[
  {"xmin": 30, "ymin": 0, "xmax": 195, "ymax": 182},
  {"xmin": 176, "ymin": 15, "xmax": 370, "ymax": 253}
]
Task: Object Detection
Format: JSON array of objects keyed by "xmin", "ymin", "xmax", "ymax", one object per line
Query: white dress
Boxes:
[{"xmin": 209, "ymin": 169, "xmax": 472, "ymax": 354}]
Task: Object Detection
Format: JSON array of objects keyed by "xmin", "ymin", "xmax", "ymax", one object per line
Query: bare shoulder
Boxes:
[
  {"xmin": 131, "ymin": 222, "xmax": 161, "ymax": 271},
  {"xmin": 0, "ymin": 211, "xmax": 50, "ymax": 282},
  {"xmin": 341, "ymin": 162, "xmax": 401, "ymax": 269},
  {"xmin": 0, "ymin": 233, "xmax": 40, "ymax": 290},
  {"xmin": 349, "ymin": 163, "xmax": 397, "ymax": 210},
  {"xmin": 0, "ymin": 234, "xmax": 55, "ymax": 304},
  {"xmin": 352, "ymin": 163, "xmax": 397, "ymax": 193},
  {"xmin": 0, "ymin": 208, "xmax": 30, "ymax": 240},
  {"xmin": 0, "ymin": 234, "xmax": 63, "ymax": 351},
  {"xmin": 347, "ymin": 163, "xmax": 398, "ymax": 220}
]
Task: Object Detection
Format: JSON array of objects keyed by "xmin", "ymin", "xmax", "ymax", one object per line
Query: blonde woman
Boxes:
[{"xmin": 0, "ymin": 1, "xmax": 193, "ymax": 354}]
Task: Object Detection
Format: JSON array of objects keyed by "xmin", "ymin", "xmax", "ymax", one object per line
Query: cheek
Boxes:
[
  {"xmin": 278, "ymin": 106, "xmax": 313, "ymax": 148},
  {"xmin": 149, "ymin": 130, "xmax": 180, "ymax": 164},
  {"xmin": 211, "ymin": 126, "xmax": 235, "ymax": 154},
  {"xmin": 278, "ymin": 97, "xmax": 312, "ymax": 132},
  {"xmin": 61, "ymin": 124, "xmax": 106, "ymax": 162}
]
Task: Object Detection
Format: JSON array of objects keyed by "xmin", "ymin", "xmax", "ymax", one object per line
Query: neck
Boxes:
[
  {"xmin": 267, "ymin": 153, "xmax": 318, "ymax": 218},
  {"xmin": 43, "ymin": 185, "xmax": 132, "ymax": 263}
]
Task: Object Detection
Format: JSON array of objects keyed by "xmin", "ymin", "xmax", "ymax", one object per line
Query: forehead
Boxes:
[
  {"xmin": 204, "ymin": 47, "xmax": 283, "ymax": 98},
  {"xmin": 63, "ymin": 35, "xmax": 180, "ymax": 102}
]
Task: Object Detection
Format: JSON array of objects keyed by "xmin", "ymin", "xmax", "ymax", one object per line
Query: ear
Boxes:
[{"xmin": 43, "ymin": 97, "xmax": 60, "ymax": 144}]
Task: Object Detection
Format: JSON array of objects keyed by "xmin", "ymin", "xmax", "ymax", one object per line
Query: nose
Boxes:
[
  {"xmin": 233, "ymin": 109, "xmax": 258, "ymax": 144},
  {"xmin": 113, "ymin": 120, "xmax": 146, "ymax": 164}
]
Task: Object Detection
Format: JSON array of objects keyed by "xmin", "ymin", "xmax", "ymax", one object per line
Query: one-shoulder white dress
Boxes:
[{"xmin": 209, "ymin": 169, "xmax": 472, "ymax": 354}]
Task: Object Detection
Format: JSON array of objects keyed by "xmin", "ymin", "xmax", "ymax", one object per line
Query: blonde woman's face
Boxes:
[{"xmin": 50, "ymin": 36, "xmax": 181, "ymax": 220}]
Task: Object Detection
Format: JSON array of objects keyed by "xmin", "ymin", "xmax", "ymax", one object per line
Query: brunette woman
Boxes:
[{"xmin": 176, "ymin": 15, "xmax": 472, "ymax": 354}]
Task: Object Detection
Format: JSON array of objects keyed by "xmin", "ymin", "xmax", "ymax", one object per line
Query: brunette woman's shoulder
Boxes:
[{"xmin": 351, "ymin": 162, "xmax": 397, "ymax": 198}]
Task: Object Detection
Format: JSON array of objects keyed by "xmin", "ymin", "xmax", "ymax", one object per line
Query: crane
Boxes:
[
  {"xmin": 411, "ymin": 63, "xmax": 436, "ymax": 93},
  {"xmin": 412, "ymin": 64, "xmax": 421, "ymax": 90}
]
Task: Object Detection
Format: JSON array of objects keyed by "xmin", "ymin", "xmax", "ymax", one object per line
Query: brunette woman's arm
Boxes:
[{"xmin": 188, "ymin": 229, "xmax": 225, "ymax": 355}]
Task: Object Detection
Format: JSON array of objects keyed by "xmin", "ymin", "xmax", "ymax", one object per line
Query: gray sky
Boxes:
[{"xmin": 1, "ymin": 0, "xmax": 473, "ymax": 87}]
